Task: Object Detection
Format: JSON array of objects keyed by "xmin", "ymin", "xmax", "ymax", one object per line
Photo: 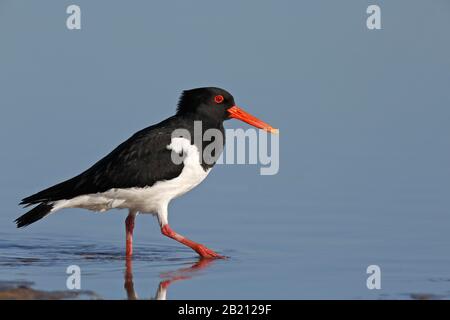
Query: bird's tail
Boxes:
[{"xmin": 15, "ymin": 202, "xmax": 54, "ymax": 228}]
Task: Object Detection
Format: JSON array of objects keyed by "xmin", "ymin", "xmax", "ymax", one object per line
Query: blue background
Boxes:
[{"xmin": 0, "ymin": 0, "xmax": 449, "ymax": 299}]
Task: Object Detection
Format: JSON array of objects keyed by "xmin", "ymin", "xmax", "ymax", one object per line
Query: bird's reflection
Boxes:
[{"xmin": 124, "ymin": 257, "xmax": 215, "ymax": 300}]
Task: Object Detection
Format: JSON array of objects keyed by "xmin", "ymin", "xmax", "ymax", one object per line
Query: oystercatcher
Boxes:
[{"xmin": 16, "ymin": 87, "xmax": 278, "ymax": 259}]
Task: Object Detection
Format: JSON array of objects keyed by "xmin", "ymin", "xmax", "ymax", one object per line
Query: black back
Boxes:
[{"xmin": 21, "ymin": 87, "xmax": 234, "ymax": 206}]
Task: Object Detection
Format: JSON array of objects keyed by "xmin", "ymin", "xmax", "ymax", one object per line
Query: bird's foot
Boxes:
[{"xmin": 194, "ymin": 244, "xmax": 226, "ymax": 259}]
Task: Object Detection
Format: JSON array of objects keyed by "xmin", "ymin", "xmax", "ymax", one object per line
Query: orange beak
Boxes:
[{"xmin": 228, "ymin": 106, "xmax": 279, "ymax": 134}]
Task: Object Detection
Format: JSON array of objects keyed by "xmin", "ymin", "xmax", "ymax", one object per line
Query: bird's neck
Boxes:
[{"xmin": 176, "ymin": 113, "xmax": 225, "ymax": 170}]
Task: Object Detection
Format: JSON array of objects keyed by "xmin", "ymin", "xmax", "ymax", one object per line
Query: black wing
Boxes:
[{"xmin": 21, "ymin": 117, "xmax": 184, "ymax": 206}]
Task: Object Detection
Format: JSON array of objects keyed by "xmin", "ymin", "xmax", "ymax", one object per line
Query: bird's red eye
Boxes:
[{"xmin": 214, "ymin": 95, "xmax": 224, "ymax": 104}]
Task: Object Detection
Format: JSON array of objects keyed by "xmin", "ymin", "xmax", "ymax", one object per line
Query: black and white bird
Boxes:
[{"xmin": 16, "ymin": 87, "xmax": 278, "ymax": 259}]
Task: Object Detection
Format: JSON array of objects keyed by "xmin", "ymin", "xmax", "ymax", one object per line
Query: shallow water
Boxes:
[{"xmin": 1, "ymin": 199, "xmax": 450, "ymax": 300}]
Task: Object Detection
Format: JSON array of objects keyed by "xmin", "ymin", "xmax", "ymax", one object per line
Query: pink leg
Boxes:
[
  {"xmin": 125, "ymin": 211, "xmax": 136, "ymax": 258},
  {"xmin": 161, "ymin": 224, "xmax": 224, "ymax": 259}
]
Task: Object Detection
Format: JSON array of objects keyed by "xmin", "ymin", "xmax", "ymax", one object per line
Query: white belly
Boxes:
[{"xmin": 51, "ymin": 138, "xmax": 210, "ymax": 214}]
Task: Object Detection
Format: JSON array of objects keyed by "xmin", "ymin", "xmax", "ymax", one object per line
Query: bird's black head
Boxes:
[
  {"xmin": 176, "ymin": 87, "xmax": 278, "ymax": 133},
  {"xmin": 176, "ymin": 87, "xmax": 235, "ymax": 122}
]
